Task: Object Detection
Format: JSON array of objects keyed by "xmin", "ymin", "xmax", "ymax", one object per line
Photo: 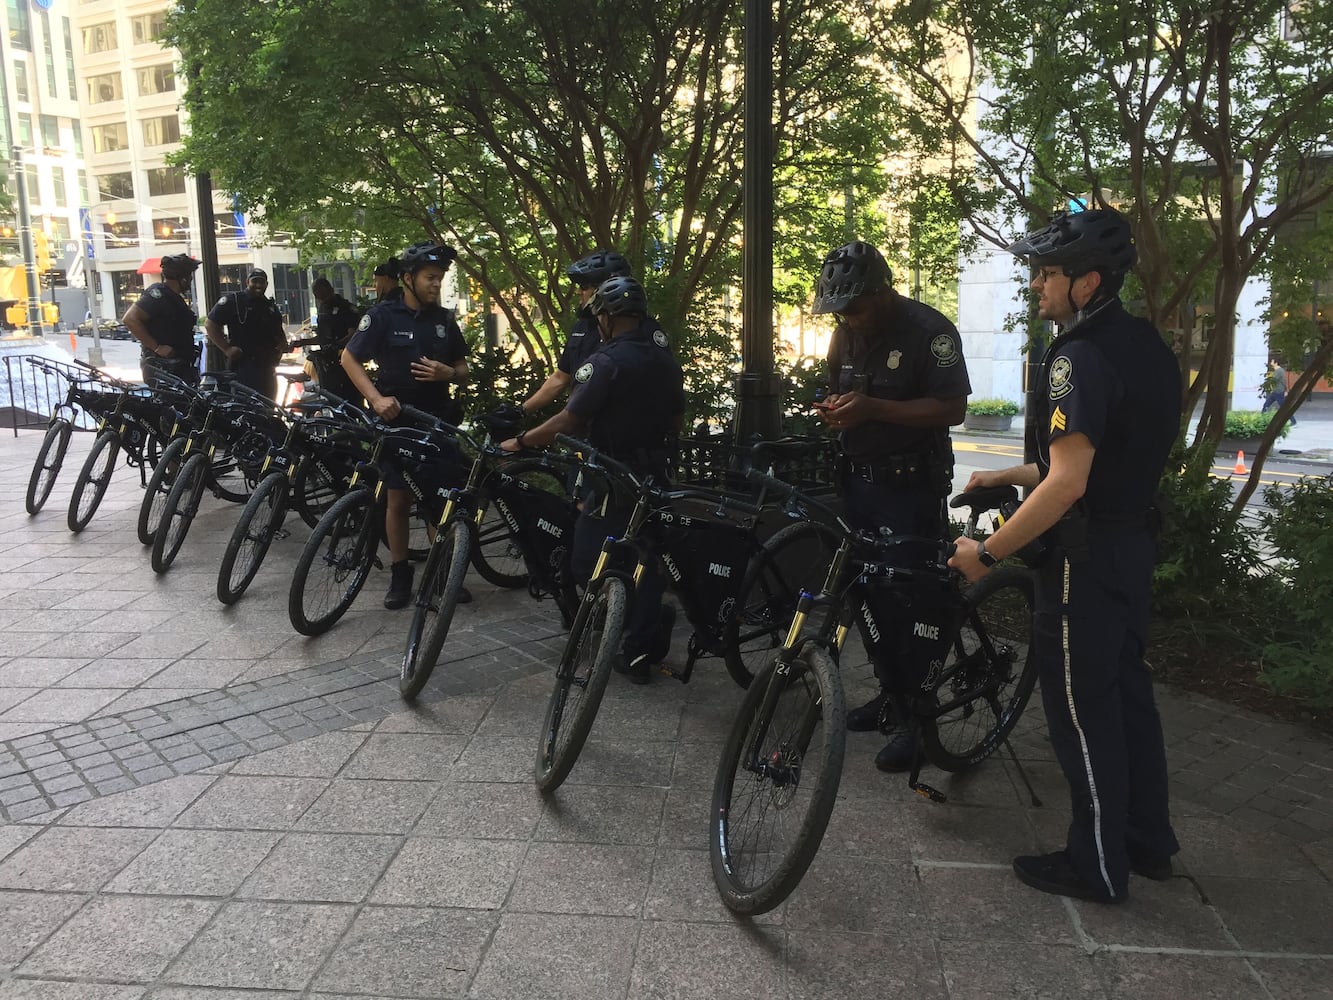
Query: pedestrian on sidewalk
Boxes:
[{"xmin": 1261, "ymin": 358, "xmax": 1296, "ymax": 424}]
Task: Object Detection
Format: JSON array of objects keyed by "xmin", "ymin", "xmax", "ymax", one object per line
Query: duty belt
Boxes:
[{"xmin": 840, "ymin": 452, "xmax": 933, "ymax": 485}]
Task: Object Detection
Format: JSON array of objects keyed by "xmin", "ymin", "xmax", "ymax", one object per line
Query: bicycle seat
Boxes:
[{"xmin": 949, "ymin": 485, "xmax": 1018, "ymax": 514}]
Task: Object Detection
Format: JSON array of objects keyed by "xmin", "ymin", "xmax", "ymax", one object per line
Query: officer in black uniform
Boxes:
[
  {"xmin": 500, "ymin": 275, "xmax": 684, "ymax": 683},
  {"xmin": 520, "ymin": 250, "xmax": 631, "ymax": 415},
  {"xmin": 123, "ymin": 253, "xmax": 202, "ymax": 387},
  {"xmin": 342, "ymin": 241, "xmax": 470, "ymax": 609},
  {"xmin": 949, "ymin": 209, "xmax": 1180, "ymax": 904},
  {"xmin": 204, "ymin": 268, "xmax": 288, "ymax": 399},
  {"xmin": 372, "ymin": 258, "xmax": 403, "ymax": 303},
  {"xmin": 309, "ymin": 277, "xmax": 360, "ymax": 399},
  {"xmin": 812, "ymin": 240, "xmax": 970, "ymax": 770}
]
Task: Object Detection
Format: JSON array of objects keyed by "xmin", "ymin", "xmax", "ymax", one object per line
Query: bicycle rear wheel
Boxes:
[
  {"xmin": 920, "ymin": 567, "xmax": 1038, "ymax": 772},
  {"xmin": 26, "ymin": 419, "xmax": 73, "ymax": 514},
  {"xmin": 534, "ymin": 576, "xmax": 626, "ymax": 793},
  {"xmin": 151, "ymin": 452, "xmax": 209, "ymax": 573},
  {"xmin": 400, "ymin": 518, "xmax": 473, "ymax": 700},
  {"xmin": 67, "ymin": 430, "xmax": 121, "ymax": 534},
  {"xmin": 291, "ymin": 454, "xmax": 344, "ymax": 528},
  {"xmin": 711, "ymin": 645, "xmax": 846, "ymax": 916},
  {"xmin": 137, "ymin": 437, "xmax": 187, "ymax": 545},
  {"xmin": 288, "ymin": 488, "xmax": 378, "ymax": 636},
  {"xmin": 217, "ymin": 471, "xmax": 290, "ymax": 604},
  {"xmin": 723, "ymin": 521, "xmax": 838, "ymax": 688}
]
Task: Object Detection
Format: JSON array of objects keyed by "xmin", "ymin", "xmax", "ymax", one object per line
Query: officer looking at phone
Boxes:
[{"xmin": 812, "ymin": 240, "xmax": 970, "ymax": 772}]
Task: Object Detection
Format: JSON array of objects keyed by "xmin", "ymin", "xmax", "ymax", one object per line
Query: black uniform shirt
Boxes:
[
  {"xmin": 1035, "ymin": 300, "xmax": 1180, "ymax": 521},
  {"xmin": 315, "ymin": 294, "xmax": 361, "ymax": 350},
  {"xmin": 345, "ymin": 296, "xmax": 469, "ymax": 417},
  {"xmin": 557, "ymin": 307, "xmax": 670, "ymax": 375},
  {"xmin": 206, "ymin": 291, "xmax": 287, "ymax": 364},
  {"xmin": 826, "ymin": 293, "xmax": 971, "ymax": 457},
  {"xmin": 135, "ymin": 282, "xmax": 198, "ymax": 357},
  {"xmin": 567, "ymin": 321, "xmax": 684, "ymax": 462}
]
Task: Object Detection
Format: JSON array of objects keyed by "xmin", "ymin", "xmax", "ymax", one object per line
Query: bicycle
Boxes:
[
  {"xmin": 709, "ymin": 475, "xmax": 1038, "ymax": 915},
  {"xmin": 23, "ymin": 357, "xmax": 121, "ymax": 515}
]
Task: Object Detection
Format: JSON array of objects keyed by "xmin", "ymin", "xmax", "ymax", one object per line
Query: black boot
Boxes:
[
  {"xmin": 847, "ymin": 689, "xmax": 892, "ymax": 732},
  {"xmin": 384, "ymin": 560, "xmax": 415, "ymax": 610}
]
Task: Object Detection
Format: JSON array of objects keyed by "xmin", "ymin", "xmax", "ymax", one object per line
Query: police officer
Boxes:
[
  {"xmin": 309, "ymin": 277, "xmax": 360, "ymax": 399},
  {"xmin": 949, "ymin": 209, "xmax": 1180, "ymax": 903},
  {"xmin": 372, "ymin": 258, "xmax": 403, "ymax": 303},
  {"xmin": 500, "ymin": 275, "xmax": 684, "ymax": 683},
  {"xmin": 812, "ymin": 240, "xmax": 970, "ymax": 770},
  {"xmin": 123, "ymin": 253, "xmax": 202, "ymax": 387},
  {"xmin": 204, "ymin": 268, "xmax": 288, "ymax": 399},
  {"xmin": 342, "ymin": 241, "xmax": 470, "ymax": 609},
  {"xmin": 520, "ymin": 250, "xmax": 631, "ymax": 414}
]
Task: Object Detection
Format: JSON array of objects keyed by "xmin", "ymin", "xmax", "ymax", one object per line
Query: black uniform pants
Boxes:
[
  {"xmin": 570, "ymin": 501, "xmax": 667, "ymax": 664},
  {"xmin": 1033, "ymin": 529, "xmax": 1179, "ymax": 899},
  {"xmin": 229, "ymin": 358, "xmax": 278, "ymax": 401}
]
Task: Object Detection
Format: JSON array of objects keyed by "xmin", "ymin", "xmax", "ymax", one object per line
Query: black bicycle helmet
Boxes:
[
  {"xmin": 159, "ymin": 254, "xmax": 201, "ymax": 281},
  {"xmin": 811, "ymin": 241, "xmax": 893, "ymax": 315},
  {"xmin": 372, "ymin": 257, "xmax": 401, "ymax": 279},
  {"xmin": 399, "ymin": 241, "xmax": 457, "ymax": 274},
  {"xmin": 565, "ymin": 250, "xmax": 631, "ymax": 288},
  {"xmin": 1006, "ymin": 209, "xmax": 1137, "ymax": 278},
  {"xmin": 589, "ymin": 275, "xmax": 648, "ymax": 316}
]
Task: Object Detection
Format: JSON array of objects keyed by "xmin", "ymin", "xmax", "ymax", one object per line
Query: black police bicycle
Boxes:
[
  {"xmin": 709, "ymin": 474, "xmax": 1038, "ymax": 915},
  {"xmin": 23, "ymin": 357, "xmax": 122, "ymax": 515}
]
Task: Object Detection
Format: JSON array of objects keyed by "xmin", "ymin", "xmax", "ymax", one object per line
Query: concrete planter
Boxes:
[
  {"xmin": 1217, "ymin": 436, "xmax": 1263, "ymax": 456},
  {"xmin": 963, "ymin": 413, "xmax": 1014, "ymax": 432}
]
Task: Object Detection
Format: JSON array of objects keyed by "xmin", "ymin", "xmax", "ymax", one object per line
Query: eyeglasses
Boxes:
[{"xmin": 1033, "ymin": 267, "xmax": 1065, "ymax": 284}]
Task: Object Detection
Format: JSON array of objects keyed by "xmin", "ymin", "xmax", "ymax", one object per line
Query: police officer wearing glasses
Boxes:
[
  {"xmin": 124, "ymin": 253, "xmax": 202, "ymax": 388},
  {"xmin": 949, "ymin": 208, "xmax": 1180, "ymax": 904},
  {"xmin": 812, "ymin": 240, "xmax": 970, "ymax": 771},
  {"xmin": 205, "ymin": 268, "xmax": 288, "ymax": 399}
]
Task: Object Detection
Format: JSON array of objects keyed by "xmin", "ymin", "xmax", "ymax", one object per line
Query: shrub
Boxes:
[
  {"xmin": 967, "ymin": 398, "xmax": 1021, "ymax": 417},
  {"xmin": 1225, "ymin": 409, "xmax": 1289, "ymax": 439}
]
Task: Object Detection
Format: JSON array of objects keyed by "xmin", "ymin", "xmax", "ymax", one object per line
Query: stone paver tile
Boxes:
[
  {"xmin": 0, "ymin": 687, "xmax": 123, "ymax": 723},
  {"xmin": 0, "ymin": 824, "xmax": 38, "ymax": 862},
  {"xmin": 1203, "ymin": 875, "xmax": 1333, "ymax": 953},
  {"xmin": 534, "ymin": 784, "xmax": 665, "ymax": 845},
  {"xmin": 312, "ymin": 905, "xmax": 496, "ymax": 997},
  {"xmin": 469, "ymin": 912, "xmax": 636, "ymax": 1000},
  {"xmin": 645, "ymin": 847, "xmax": 781, "ymax": 925},
  {"xmin": 784, "ymin": 855, "xmax": 931, "ymax": 937},
  {"xmin": 238, "ymin": 833, "xmax": 399, "ymax": 902},
  {"xmin": 56, "ymin": 658, "xmax": 176, "ymax": 688},
  {"xmin": 1174, "ymin": 814, "xmax": 1316, "ymax": 882},
  {"xmin": 50, "ymin": 590, "xmax": 141, "ymax": 612},
  {"xmin": 0, "ymin": 657, "xmax": 89, "ymax": 687},
  {"xmin": 570, "ymin": 739, "xmax": 679, "ymax": 787},
  {"xmin": 183, "ymin": 633, "xmax": 293, "ymax": 661},
  {"xmin": 629, "ymin": 921, "xmax": 786, "ymax": 1000},
  {"xmin": 1096, "ymin": 952, "xmax": 1267, "ymax": 1000},
  {"xmin": 19, "ymin": 896, "xmax": 217, "ymax": 982},
  {"xmin": 139, "ymin": 659, "xmax": 253, "ymax": 689},
  {"xmin": 941, "ymin": 941, "xmax": 1107, "ymax": 1000},
  {"xmin": 173, "ymin": 775, "xmax": 329, "ymax": 830},
  {"xmin": 0, "ymin": 826, "xmax": 156, "ymax": 891},
  {"xmin": 166, "ymin": 901, "xmax": 353, "ymax": 991},
  {"xmin": 228, "ymin": 730, "xmax": 368, "ymax": 777},
  {"xmin": 0, "ymin": 982, "xmax": 147, "ymax": 998},
  {"xmin": 657, "ymin": 786, "xmax": 711, "ymax": 851},
  {"xmin": 905, "ymin": 803, "xmax": 1038, "ymax": 865},
  {"xmin": 509, "ymin": 842, "xmax": 653, "ymax": 917},
  {"xmin": 25, "ymin": 633, "xmax": 135, "ymax": 659},
  {"xmin": 786, "ymin": 929, "xmax": 950, "ymax": 1000},
  {"xmin": 475, "ymin": 689, "xmax": 561, "ymax": 737},
  {"xmin": 295, "ymin": 779, "xmax": 437, "ymax": 834},
  {"xmin": 448, "ymin": 734, "xmax": 536, "ymax": 782},
  {"xmin": 1251, "ymin": 958, "xmax": 1333, "ymax": 1000},
  {"xmin": 1078, "ymin": 875, "xmax": 1232, "ymax": 950},
  {"xmin": 916, "ymin": 865, "xmax": 1076, "ymax": 944},
  {"xmin": 100, "ymin": 633, "xmax": 207, "ymax": 659},
  {"xmin": 414, "ymin": 780, "xmax": 545, "ymax": 840},
  {"xmin": 370, "ymin": 837, "xmax": 524, "ymax": 909},
  {"xmin": 105, "ymin": 829, "xmax": 282, "ymax": 896},
  {"xmin": 93, "ymin": 688, "xmax": 210, "ymax": 718},
  {"xmin": 0, "ymin": 891, "xmax": 85, "ymax": 970},
  {"xmin": 585, "ymin": 692, "xmax": 687, "ymax": 742},
  {"xmin": 59, "ymin": 774, "xmax": 215, "ymax": 828},
  {"xmin": 0, "ymin": 634, "xmax": 65, "ymax": 658},
  {"xmin": 339, "ymin": 732, "xmax": 467, "ymax": 780},
  {"xmin": 376, "ymin": 693, "xmax": 495, "ymax": 734}
]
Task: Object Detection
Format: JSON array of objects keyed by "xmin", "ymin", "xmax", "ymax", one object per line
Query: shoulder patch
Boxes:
[
  {"xmin": 574, "ymin": 362, "xmax": 595, "ymax": 384},
  {"xmin": 215, "ymin": 297, "xmax": 227, "ymax": 308},
  {"xmin": 357, "ymin": 314, "xmax": 372, "ymax": 332},
  {"xmin": 149, "ymin": 287, "xmax": 163, "ymax": 299},
  {"xmin": 930, "ymin": 334, "xmax": 959, "ymax": 367},
  {"xmin": 886, "ymin": 349, "xmax": 902, "ymax": 370},
  {"xmin": 652, "ymin": 330, "xmax": 669, "ymax": 349},
  {"xmin": 1048, "ymin": 356, "xmax": 1074, "ymax": 400},
  {"xmin": 1050, "ymin": 405, "xmax": 1068, "ymax": 434}
]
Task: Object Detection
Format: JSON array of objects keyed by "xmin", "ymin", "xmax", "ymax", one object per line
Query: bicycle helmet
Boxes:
[
  {"xmin": 159, "ymin": 254, "xmax": 201, "ymax": 281},
  {"xmin": 1006, "ymin": 209, "xmax": 1137, "ymax": 279},
  {"xmin": 811, "ymin": 241, "xmax": 893, "ymax": 315},
  {"xmin": 589, "ymin": 275, "xmax": 648, "ymax": 316},
  {"xmin": 565, "ymin": 250, "xmax": 631, "ymax": 288},
  {"xmin": 398, "ymin": 241, "xmax": 457, "ymax": 275}
]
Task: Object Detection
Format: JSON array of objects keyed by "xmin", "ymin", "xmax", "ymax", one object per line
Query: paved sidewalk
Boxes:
[{"xmin": 0, "ymin": 427, "xmax": 1330, "ymax": 999}]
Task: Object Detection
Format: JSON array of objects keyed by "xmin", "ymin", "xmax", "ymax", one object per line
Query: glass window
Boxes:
[
  {"xmin": 45, "ymin": 217, "xmax": 72, "ymax": 244},
  {"xmin": 79, "ymin": 170, "xmax": 91, "ymax": 204},
  {"xmin": 141, "ymin": 115, "xmax": 181, "ymax": 146},
  {"xmin": 137, "ymin": 64, "xmax": 176, "ymax": 95},
  {"xmin": 12, "ymin": 60, "xmax": 29, "ymax": 103},
  {"xmin": 104, "ymin": 219, "xmax": 140, "ymax": 249},
  {"xmin": 146, "ymin": 166, "xmax": 188, "ymax": 197},
  {"xmin": 96, "ymin": 172, "xmax": 135, "ymax": 201},
  {"xmin": 90, "ymin": 122, "xmax": 130, "ymax": 154},
  {"xmin": 153, "ymin": 216, "xmax": 189, "ymax": 242},
  {"xmin": 41, "ymin": 11, "xmax": 57, "ymax": 97},
  {"xmin": 24, "ymin": 165, "xmax": 40, "ymax": 205},
  {"xmin": 130, "ymin": 11, "xmax": 167, "ymax": 45},
  {"xmin": 7, "ymin": 0, "xmax": 32, "ymax": 50},
  {"xmin": 17, "ymin": 113, "xmax": 33, "ymax": 148},
  {"xmin": 52, "ymin": 169, "xmax": 68, "ymax": 207},
  {"xmin": 87, "ymin": 72, "xmax": 123, "ymax": 104},
  {"xmin": 63, "ymin": 18, "xmax": 77, "ymax": 98},
  {"xmin": 71, "ymin": 120, "xmax": 83, "ymax": 156},
  {"xmin": 39, "ymin": 115, "xmax": 60, "ymax": 151},
  {"xmin": 81, "ymin": 21, "xmax": 117, "ymax": 55}
]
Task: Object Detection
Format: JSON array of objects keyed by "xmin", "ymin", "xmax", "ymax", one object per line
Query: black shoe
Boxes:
[
  {"xmin": 847, "ymin": 690, "xmax": 891, "ymax": 732},
  {"xmin": 874, "ymin": 731, "xmax": 915, "ymax": 772},
  {"xmin": 649, "ymin": 605, "xmax": 675, "ymax": 664},
  {"xmin": 615, "ymin": 652, "xmax": 652, "ymax": 685},
  {"xmin": 384, "ymin": 560, "xmax": 415, "ymax": 610},
  {"xmin": 1012, "ymin": 851, "xmax": 1124, "ymax": 903},
  {"xmin": 457, "ymin": 585, "xmax": 473, "ymax": 605},
  {"xmin": 1128, "ymin": 851, "xmax": 1173, "ymax": 881}
]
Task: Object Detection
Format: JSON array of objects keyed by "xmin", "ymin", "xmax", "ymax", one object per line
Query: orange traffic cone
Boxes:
[
  {"xmin": 69, "ymin": 332, "xmax": 77, "ymax": 354},
  {"xmin": 1233, "ymin": 450, "xmax": 1247, "ymax": 475}
]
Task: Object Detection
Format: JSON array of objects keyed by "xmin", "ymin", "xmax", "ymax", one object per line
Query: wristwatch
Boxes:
[
  {"xmin": 976, "ymin": 539, "xmax": 999, "ymax": 568},
  {"xmin": 514, "ymin": 429, "xmax": 528, "ymax": 451}
]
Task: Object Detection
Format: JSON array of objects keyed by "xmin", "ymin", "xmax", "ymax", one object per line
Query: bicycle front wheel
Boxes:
[
  {"xmin": 400, "ymin": 518, "xmax": 474, "ymax": 700},
  {"xmin": 137, "ymin": 437, "xmax": 187, "ymax": 545},
  {"xmin": 288, "ymin": 488, "xmax": 378, "ymax": 636},
  {"xmin": 26, "ymin": 419, "xmax": 73, "ymax": 514},
  {"xmin": 67, "ymin": 430, "xmax": 121, "ymax": 533},
  {"xmin": 711, "ymin": 645, "xmax": 846, "ymax": 916},
  {"xmin": 151, "ymin": 452, "xmax": 209, "ymax": 573},
  {"xmin": 920, "ymin": 567, "xmax": 1038, "ymax": 772},
  {"xmin": 217, "ymin": 471, "xmax": 290, "ymax": 605},
  {"xmin": 534, "ymin": 576, "xmax": 627, "ymax": 793}
]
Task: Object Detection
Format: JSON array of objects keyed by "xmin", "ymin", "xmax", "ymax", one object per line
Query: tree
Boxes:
[{"xmin": 168, "ymin": 0, "xmax": 900, "ymax": 379}]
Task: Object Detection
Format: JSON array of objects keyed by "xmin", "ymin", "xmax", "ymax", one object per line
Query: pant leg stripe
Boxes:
[{"xmin": 1060, "ymin": 556, "xmax": 1116, "ymax": 899}]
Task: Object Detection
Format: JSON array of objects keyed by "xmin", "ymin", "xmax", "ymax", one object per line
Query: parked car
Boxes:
[{"xmin": 77, "ymin": 318, "xmax": 132, "ymax": 341}]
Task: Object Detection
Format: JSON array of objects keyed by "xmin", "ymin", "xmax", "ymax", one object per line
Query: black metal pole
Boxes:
[
  {"xmin": 733, "ymin": 0, "xmax": 782, "ymax": 442},
  {"xmin": 195, "ymin": 171, "xmax": 223, "ymax": 371}
]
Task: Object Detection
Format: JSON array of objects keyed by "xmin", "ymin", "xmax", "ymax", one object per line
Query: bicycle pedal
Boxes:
[
  {"xmin": 910, "ymin": 780, "xmax": 947, "ymax": 803},
  {"xmin": 274, "ymin": 527, "xmax": 291, "ymax": 541},
  {"xmin": 657, "ymin": 662, "xmax": 694, "ymax": 684}
]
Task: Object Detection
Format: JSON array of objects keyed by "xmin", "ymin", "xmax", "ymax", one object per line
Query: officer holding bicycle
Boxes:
[
  {"xmin": 500, "ymin": 275, "xmax": 684, "ymax": 683},
  {"xmin": 124, "ymin": 254, "xmax": 202, "ymax": 388},
  {"xmin": 812, "ymin": 240, "xmax": 970, "ymax": 771},
  {"xmin": 949, "ymin": 208, "xmax": 1180, "ymax": 904}
]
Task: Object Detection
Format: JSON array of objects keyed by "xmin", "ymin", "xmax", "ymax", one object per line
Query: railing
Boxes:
[
  {"xmin": 2, "ymin": 354, "xmax": 101, "ymax": 436},
  {"xmin": 672, "ymin": 432, "xmax": 839, "ymax": 496}
]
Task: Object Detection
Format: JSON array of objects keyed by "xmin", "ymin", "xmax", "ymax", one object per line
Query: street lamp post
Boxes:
[{"xmin": 10, "ymin": 145, "xmax": 47, "ymax": 338}]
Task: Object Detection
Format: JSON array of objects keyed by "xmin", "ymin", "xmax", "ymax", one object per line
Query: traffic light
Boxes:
[{"xmin": 33, "ymin": 230, "xmax": 51, "ymax": 272}]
